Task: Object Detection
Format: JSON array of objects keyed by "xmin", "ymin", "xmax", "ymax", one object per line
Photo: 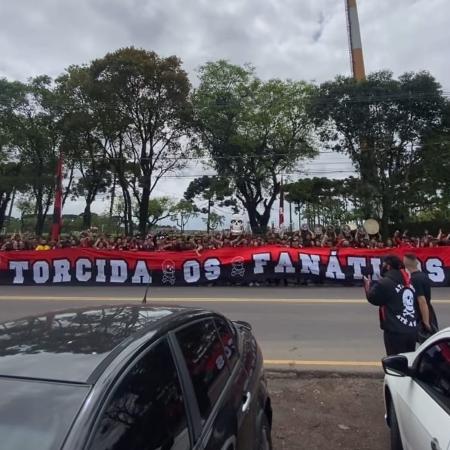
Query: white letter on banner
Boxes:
[
  {"xmin": 96, "ymin": 259, "xmax": 106, "ymax": 283},
  {"xmin": 110, "ymin": 260, "xmax": 128, "ymax": 283},
  {"xmin": 53, "ymin": 259, "xmax": 71, "ymax": 283},
  {"xmin": 33, "ymin": 261, "xmax": 49, "ymax": 284},
  {"xmin": 253, "ymin": 253, "xmax": 271, "ymax": 274},
  {"xmin": 274, "ymin": 252, "xmax": 295, "ymax": 273},
  {"xmin": 426, "ymin": 258, "xmax": 445, "ymax": 283},
  {"xmin": 184, "ymin": 260, "xmax": 200, "ymax": 283},
  {"xmin": 205, "ymin": 258, "xmax": 220, "ymax": 281},
  {"xmin": 132, "ymin": 260, "xmax": 151, "ymax": 284},
  {"xmin": 347, "ymin": 257, "xmax": 366, "ymax": 280},
  {"xmin": 326, "ymin": 251, "xmax": 345, "ymax": 280},
  {"xmin": 370, "ymin": 258, "xmax": 381, "ymax": 281},
  {"xmin": 300, "ymin": 253, "xmax": 320, "ymax": 275},
  {"xmin": 76, "ymin": 258, "xmax": 92, "ymax": 282},
  {"xmin": 9, "ymin": 261, "xmax": 29, "ymax": 284}
]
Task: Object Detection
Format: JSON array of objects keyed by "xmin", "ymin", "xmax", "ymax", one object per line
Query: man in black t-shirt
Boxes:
[
  {"xmin": 365, "ymin": 255, "xmax": 418, "ymax": 356},
  {"xmin": 403, "ymin": 253, "xmax": 438, "ymax": 341}
]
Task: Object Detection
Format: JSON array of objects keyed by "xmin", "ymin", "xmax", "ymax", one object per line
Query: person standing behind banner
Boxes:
[
  {"xmin": 364, "ymin": 255, "xmax": 418, "ymax": 356},
  {"xmin": 35, "ymin": 239, "xmax": 51, "ymax": 251},
  {"xmin": 403, "ymin": 253, "xmax": 439, "ymax": 343}
]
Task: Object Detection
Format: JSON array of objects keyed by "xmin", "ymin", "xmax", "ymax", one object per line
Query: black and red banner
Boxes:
[{"xmin": 0, "ymin": 246, "xmax": 448, "ymax": 286}]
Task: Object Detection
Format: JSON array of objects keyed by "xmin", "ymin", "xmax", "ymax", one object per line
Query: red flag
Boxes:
[
  {"xmin": 51, "ymin": 153, "xmax": 63, "ymax": 241},
  {"xmin": 279, "ymin": 176, "xmax": 284, "ymax": 228}
]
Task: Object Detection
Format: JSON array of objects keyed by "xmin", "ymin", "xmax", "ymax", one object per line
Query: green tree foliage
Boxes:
[
  {"xmin": 87, "ymin": 47, "xmax": 194, "ymax": 235},
  {"xmin": 194, "ymin": 61, "xmax": 316, "ymax": 233},
  {"xmin": 418, "ymin": 100, "xmax": 450, "ymax": 219},
  {"xmin": 144, "ymin": 196, "xmax": 175, "ymax": 228},
  {"xmin": 170, "ymin": 199, "xmax": 198, "ymax": 233},
  {"xmin": 0, "ymin": 76, "xmax": 64, "ymax": 235},
  {"xmin": 184, "ymin": 175, "xmax": 235, "ymax": 232},
  {"xmin": 56, "ymin": 67, "xmax": 112, "ymax": 229},
  {"xmin": 203, "ymin": 211, "xmax": 224, "ymax": 231},
  {"xmin": 285, "ymin": 178, "xmax": 352, "ymax": 227},
  {"xmin": 0, "ymin": 79, "xmax": 28, "ymax": 230},
  {"xmin": 310, "ymin": 70, "xmax": 446, "ymax": 234}
]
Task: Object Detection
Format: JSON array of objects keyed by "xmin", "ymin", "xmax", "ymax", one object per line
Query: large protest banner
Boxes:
[{"xmin": 0, "ymin": 246, "xmax": 448, "ymax": 286}]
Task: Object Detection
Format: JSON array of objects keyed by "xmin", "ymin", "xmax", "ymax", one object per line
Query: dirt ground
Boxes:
[{"xmin": 268, "ymin": 371, "xmax": 390, "ymax": 450}]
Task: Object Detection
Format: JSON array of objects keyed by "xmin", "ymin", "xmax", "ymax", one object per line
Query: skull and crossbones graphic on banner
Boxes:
[
  {"xmin": 161, "ymin": 260, "xmax": 176, "ymax": 285},
  {"xmin": 231, "ymin": 256, "xmax": 245, "ymax": 278}
]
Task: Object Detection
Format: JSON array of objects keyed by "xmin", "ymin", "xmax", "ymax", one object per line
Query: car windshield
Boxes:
[{"xmin": 0, "ymin": 377, "xmax": 90, "ymax": 450}]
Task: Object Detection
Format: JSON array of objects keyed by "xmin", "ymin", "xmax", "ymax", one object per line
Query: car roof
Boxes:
[{"xmin": 0, "ymin": 304, "xmax": 209, "ymax": 384}]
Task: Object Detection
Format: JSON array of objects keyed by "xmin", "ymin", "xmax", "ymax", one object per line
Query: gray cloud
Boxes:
[{"xmin": 1, "ymin": 0, "xmax": 447, "ymax": 85}]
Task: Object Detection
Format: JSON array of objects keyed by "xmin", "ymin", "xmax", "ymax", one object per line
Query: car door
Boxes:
[
  {"xmin": 172, "ymin": 317, "xmax": 247, "ymax": 450},
  {"xmin": 86, "ymin": 338, "xmax": 191, "ymax": 450},
  {"xmin": 397, "ymin": 338, "xmax": 450, "ymax": 450},
  {"xmin": 215, "ymin": 317, "xmax": 262, "ymax": 450}
]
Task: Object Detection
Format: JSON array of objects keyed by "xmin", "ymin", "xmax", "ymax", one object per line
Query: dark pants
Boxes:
[{"xmin": 383, "ymin": 331, "xmax": 417, "ymax": 356}]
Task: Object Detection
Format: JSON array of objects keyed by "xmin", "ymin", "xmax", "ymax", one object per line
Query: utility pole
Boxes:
[
  {"xmin": 345, "ymin": 0, "xmax": 366, "ymax": 81},
  {"xmin": 289, "ymin": 200, "xmax": 293, "ymax": 232},
  {"xmin": 345, "ymin": 0, "xmax": 375, "ymax": 219}
]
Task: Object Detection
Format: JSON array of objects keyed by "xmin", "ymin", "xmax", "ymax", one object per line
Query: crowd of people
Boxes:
[{"xmin": 1, "ymin": 225, "xmax": 450, "ymax": 252}]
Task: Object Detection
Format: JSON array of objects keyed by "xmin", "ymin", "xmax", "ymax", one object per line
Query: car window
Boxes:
[
  {"xmin": 215, "ymin": 318, "xmax": 238, "ymax": 370},
  {"xmin": 416, "ymin": 339, "xmax": 450, "ymax": 410},
  {"xmin": 88, "ymin": 339, "xmax": 190, "ymax": 450},
  {"xmin": 176, "ymin": 319, "xmax": 230, "ymax": 422}
]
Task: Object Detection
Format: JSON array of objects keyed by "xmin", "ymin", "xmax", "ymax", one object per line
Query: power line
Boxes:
[{"xmin": 92, "ymin": 141, "xmax": 450, "ymax": 162}]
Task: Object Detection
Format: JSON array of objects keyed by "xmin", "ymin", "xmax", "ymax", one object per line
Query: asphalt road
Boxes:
[{"xmin": 1, "ymin": 285, "xmax": 449, "ymax": 369}]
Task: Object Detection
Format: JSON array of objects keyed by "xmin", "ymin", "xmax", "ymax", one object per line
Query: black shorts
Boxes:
[{"xmin": 383, "ymin": 331, "xmax": 417, "ymax": 356}]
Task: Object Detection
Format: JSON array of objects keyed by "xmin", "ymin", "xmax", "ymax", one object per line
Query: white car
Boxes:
[{"xmin": 383, "ymin": 327, "xmax": 450, "ymax": 450}]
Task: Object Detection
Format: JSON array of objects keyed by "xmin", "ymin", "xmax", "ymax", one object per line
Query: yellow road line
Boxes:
[
  {"xmin": 0, "ymin": 296, "xmax": 449, "ymax": 304},
  {"xmin": 0, "ymin": 296, "xmax": 365, "ymax": 303},
  {"xmin": 264, "ymin": 359, "xmax": 381, "ymax": 367}
]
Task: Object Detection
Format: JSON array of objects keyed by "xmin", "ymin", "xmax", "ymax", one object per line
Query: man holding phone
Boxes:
[{"xmin": 364, "ymin": 255, "xmax": 418, "ymax": 356}]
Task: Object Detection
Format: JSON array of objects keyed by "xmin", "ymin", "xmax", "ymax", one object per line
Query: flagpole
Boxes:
[
  {"xmin": 279, "ymin": 175, "xmax": 284, "ymax": 230},
  {"xmin": 51, "ymin": 151, "xmax": 63, "ymax": 242}
]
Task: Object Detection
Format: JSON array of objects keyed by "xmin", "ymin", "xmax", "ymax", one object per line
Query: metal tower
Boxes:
[{"xmin": 345, "ymin": 0, "xmax": 366, "ymax": 81}]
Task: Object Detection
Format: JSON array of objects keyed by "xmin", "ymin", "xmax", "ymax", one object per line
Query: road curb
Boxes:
[{"xmin": 265, "ymin": 368, "xmax": 384, "ymax": 379}]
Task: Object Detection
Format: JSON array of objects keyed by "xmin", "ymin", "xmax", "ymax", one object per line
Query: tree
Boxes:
[
  {"xmin": 88, "ymin": 47, "xmax": 194, "ymax": 235},
  {"xmin": 194, "ymin": 61, "xmax": 317, "ymax": 233},
  {"xmin": 203, "ymin": 211, "xmax": 224, "ymax": 231},
  {"xmin": 418, "ymin": 99, "xmax": 450, "ymax": 219},
  {"xmin": 6, "ymin": 76, "xmax": 64, "ymax": 235},
  {"xmin": 310, "ymin": 71, "xmax": 446, "ymax": 234},
  {"xmin": 0, "ymin": 79, "xmax": 28, "ymax": 231},
  {"xmin": 170, "ymin": 199, "xmax": 197, "ymax": 233},
  {"xmin": 0, "ymin": 161, "xmax": 21, "ymax": 232},
  {"xmin": 285, "ymin": 178, "xmax": 351, "ymax": 228},
  {"xmin": 142, "ymin": 196, "xmax": 175, "ymax": 228},
  {"xmin": 56, "ymin": 67, "xmax": 112, "ymax": 229},
  {"xmin": 16, "ymin": 197, "xmax": 36, "ymax": 232},
  {"xmin": 184, "ymin": 175, "xmax": 235, "ymax": 233}
]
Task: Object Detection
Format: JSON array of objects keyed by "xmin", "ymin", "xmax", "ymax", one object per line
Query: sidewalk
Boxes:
[{"xmin": 268, "ymin": 371, "xmax": 389, "ymax": 450}]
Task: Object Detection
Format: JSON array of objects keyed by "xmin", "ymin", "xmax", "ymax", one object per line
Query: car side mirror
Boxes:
[
  {"xmin": 382, "ymin": 355, "xmax": 410, "ymax": 377},
  {"xmin": 233, "ymin": 320, "xmax": 252, "ymax": 331}
]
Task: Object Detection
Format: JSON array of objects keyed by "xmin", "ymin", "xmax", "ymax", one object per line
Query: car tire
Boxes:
[
  {"xmin": 258, "ymin": 413, "xmax": 273, "ymax": 450},
  {"xmin": 389, "ymin": 402, "xmax": 403, "ymax": 450}
]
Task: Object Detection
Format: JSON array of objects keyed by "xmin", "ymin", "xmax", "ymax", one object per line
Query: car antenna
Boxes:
[{"xmin": 142, "ymin": 280, "xmax": 151, "ymax": 304}]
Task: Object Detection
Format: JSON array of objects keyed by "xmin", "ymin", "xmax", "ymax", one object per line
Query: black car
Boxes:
[{"xmin": 0, "ymin": 304, "xmax": 272, "ymax": 450}]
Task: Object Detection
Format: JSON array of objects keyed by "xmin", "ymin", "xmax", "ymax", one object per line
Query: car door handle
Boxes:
[
  {"xmin": 242, "ymin": 392, "xmax": 252, "ymax": 413},
  {"xmin": 431, "ymin": 438, "xmax": 441, "ymax": 450}
]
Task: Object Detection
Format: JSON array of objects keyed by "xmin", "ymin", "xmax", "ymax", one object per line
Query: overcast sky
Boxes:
[{"xmin": 1, "ymin": 0, "xmax": 449, "ymax": 229}]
